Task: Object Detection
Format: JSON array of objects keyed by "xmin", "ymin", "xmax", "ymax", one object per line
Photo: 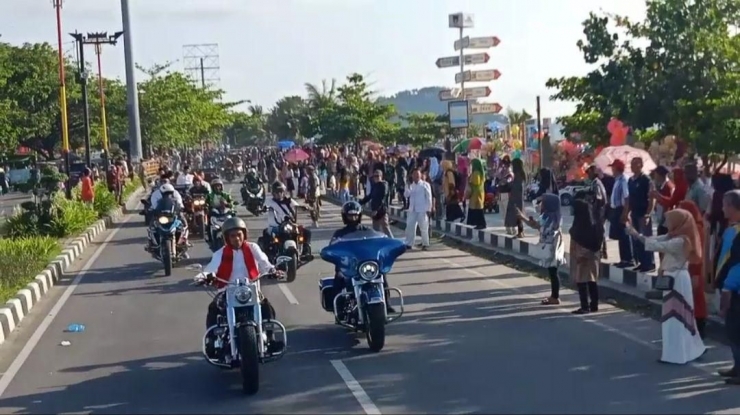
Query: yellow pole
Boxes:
[
  {"xmin": 54, "ymin": 0, "xmax": 70, "ymax": 155},
  {"xmin": 95, "ymin": 43, "xmax": 109, "ymax": 151}
]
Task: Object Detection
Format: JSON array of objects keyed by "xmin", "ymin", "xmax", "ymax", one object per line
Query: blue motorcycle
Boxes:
[
  {"xmin": 151, "ymin": 208, "xmax": 188, "ymax": 276},
  {"xmin": 318, "ymin": 230, "xmax": 406, "ymax": 352}
]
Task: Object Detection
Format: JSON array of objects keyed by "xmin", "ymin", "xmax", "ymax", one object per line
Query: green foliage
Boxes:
[
  {"xmin": 91, "ymin": 182, "xmax": 118, "ymax": 218},
  {"xmin": 547, "ymin": 0, "xmax": 740, "ymax": 154},
  {"xmin": 0, "ymin": 237, "xmax": 60, "ymax": 303},
  {"xmin": 393, "ymin": 113, "xmax": 447, "ymax": 146}
]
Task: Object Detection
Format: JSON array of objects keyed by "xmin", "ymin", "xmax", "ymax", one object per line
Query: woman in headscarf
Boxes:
[
  {"xmin": 466, "ymin": 158, "xmax": 487, "ymax": 229},
  {"xmin": 627, "ymin": 209, "xmax": 707, "ymax": 364},
  {"xmin": 441, "ymin": 159, "xmax": 464, "ymax": 222},
  {"xmin": 678, "ymin": 200, "xmax": 708, "ymax": 338},
  {"xmin": 517, "ymin": 193, "xmax": 566, "ymax": 305},
  {"xmin": 569, "ymin": 193, "xmax": 604, "ymax": 314},
  {"xmin": 502, "ymin": 158, "xmax": 526, "ymax": 237}
]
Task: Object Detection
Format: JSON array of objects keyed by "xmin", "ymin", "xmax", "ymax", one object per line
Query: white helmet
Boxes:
[
  {"xmin": 248, "ymin": 167, "xmax": 257, "ymax": 175},
  {"xmin": 160, "ymin": 183, "xmax": 175, "ymax": 194}
]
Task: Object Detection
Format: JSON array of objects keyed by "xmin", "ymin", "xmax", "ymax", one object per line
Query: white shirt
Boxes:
[
  {"xmin": 150, "ymin": 190, "xmax": 184, "ymax": 210},
  {"xmin": 177, "ymin": 173, "xmax": 194, "ymax": 186},
  {"xmin": 203, "ymin": 242, "xmax": 274, "ymax": 284},
  {"xmin": 265, "ymin": 197, "xmax": 299, "ymax": 227},
  {"xmin": 404, "ymin": 180, "xmax": 432, "ymax": 213}
]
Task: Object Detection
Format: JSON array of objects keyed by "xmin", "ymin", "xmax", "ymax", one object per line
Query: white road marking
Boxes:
[
  {"xmin": 0, "ymin": 213, "xmax": 133, "ymax": 398},
  {"xmin": 330, "ymin": 359, "xmax": 381, "ymax": 415},
  {"xmin": 277, "ymin": 283, "xmax": 299, "ymax": 305},
  {"xmin": 425, "ymin": 251, "xmax": 724, "ymax": 378}
]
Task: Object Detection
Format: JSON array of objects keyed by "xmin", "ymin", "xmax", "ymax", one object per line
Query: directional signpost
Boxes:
[
  {"xmin": 454, "ymin": 36, "xmax": 501, "ymax": 51},
  {"xmin": 439, "ymin": 12, "xmax": 503, "ymax": 146},
  {"xmin": 455, "ymin": 69, "xmax": 501, "ymax": 83}
]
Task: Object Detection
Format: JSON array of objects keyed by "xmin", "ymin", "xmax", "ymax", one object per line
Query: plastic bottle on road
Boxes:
[{"xmin": 66, "ymin": 324, "xmax": 86, "ymax": 333}]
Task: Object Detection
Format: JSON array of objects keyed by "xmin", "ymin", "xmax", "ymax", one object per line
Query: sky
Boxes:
[{"xmin": 0, "ymin": 0, "xmax": 646, "ymax": 118}]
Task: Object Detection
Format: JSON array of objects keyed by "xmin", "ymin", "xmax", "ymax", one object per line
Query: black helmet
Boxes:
[
  {"xmin": 341, "ymin": 201, "xmax": 363, "ymax": 225},
  {"xmin": 271, "ymin": 181, "xmax": 286, "ymax": 194}
]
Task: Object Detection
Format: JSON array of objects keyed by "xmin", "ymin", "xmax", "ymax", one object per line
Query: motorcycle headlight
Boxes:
[
  {"xmin": 358, "ymin": 261, "xmax": 379, "ymax": 281},
  {"xmin": 157, "ymin": 216, "xmax": 170, "ymax": 225},
  {"xmin": 284, "ymin": 224, "xmax": 294, "ymax": 233},
  {"xmin": 234, "ymin": 287, "xmax": 252, "ymax": 304},
  {"xmin": 194, "ymin": 199, "xmax": 205, "ymax": 206}
]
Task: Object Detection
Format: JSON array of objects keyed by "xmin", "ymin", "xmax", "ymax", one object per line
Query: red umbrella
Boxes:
[{"xmin": 284, "ymin": 148, "xmax": 310, "ymax": 163}]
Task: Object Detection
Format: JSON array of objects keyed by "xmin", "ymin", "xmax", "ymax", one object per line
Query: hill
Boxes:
[{"xmin": 377, "ymin": 86, "xmax": 509, "ymax": 125}]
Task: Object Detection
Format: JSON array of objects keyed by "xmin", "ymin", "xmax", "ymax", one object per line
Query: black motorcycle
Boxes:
[
  {"xmin": 208, "ymin": 206, "xmax": 234, "ymax": 252},
  {"xmin": 241, "ymin": 183, "xmax": 266, "ymax": 216},
  {"xmin": 259, "ymin": 208, "xmax": 313, "ymax": 283}
]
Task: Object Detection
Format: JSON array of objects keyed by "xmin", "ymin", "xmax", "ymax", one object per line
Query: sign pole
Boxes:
[{"xmin": 458, "ymin": 26, "xmax": 466, "ymax": 142}]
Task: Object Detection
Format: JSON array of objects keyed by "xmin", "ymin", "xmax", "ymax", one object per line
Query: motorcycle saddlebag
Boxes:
[{"xmin": 319, "ymin": 277, "xmax": 334, "ymax": 312}]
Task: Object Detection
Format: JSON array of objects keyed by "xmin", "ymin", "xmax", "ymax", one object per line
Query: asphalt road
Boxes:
[
  {"xmin": 0, "ymin": 192, "xmax": 32, "ymax": 219},
  {"xmin": 0, "ymin": 182, "xmax": 739, "ymax": 414}
]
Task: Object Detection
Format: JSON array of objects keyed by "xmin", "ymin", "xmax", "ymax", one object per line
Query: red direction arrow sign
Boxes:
[{"xmin": 491, "ymin": 36, "xmax": 501, "ymax": 47}]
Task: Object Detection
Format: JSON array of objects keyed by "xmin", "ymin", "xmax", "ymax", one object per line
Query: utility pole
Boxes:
[
  {"xmin": 200, "ymin": 58, "xmax": 206, "ymax": 88},
  {"xmin": 536, "ymin": 96, "xmax": 542, "ymax": 167},
  {"xmin": 70, "ymin": 32, "xmax": 92, "ymax": 168},
  {"xmin": 120, "ymin": 0, "xmax": 143, "ymax": 163}
]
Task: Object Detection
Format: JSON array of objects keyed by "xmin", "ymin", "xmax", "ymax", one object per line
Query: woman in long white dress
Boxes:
[{"xmin": 627, "ymin": 209, "xmax": 707, "ymax": 364}]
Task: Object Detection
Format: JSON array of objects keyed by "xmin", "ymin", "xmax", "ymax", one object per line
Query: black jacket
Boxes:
[{"xmin": 359, "ymin": 181, "xmax": 388, "ymax": 218}]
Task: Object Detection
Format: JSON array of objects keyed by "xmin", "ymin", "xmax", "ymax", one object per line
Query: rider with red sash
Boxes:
[{"xmin": 201, "ymin": 217, "xmax": 284, "ymax": 354}]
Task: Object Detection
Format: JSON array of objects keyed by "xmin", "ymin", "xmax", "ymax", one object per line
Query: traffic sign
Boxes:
[
  {"xmin": 435, "ymin": 52, "xmax": 490, "ymax": 68},
  {"xmin": 470, "ymin": 102, "xmax": 503, "ymax": 114},
  {"xmin": 454, "ymin": 36, "xmax": 501, "ymax": 51},
  {"xmin": 439, "ymin": 86, "xmax": 491, "ymax": 101},
  {"xmin": 455, "ymin": 69, "xmax": 502, "ymax": 83},
  {"xmin": 462, "ymin": 86, "xmax": 492, "ymax": 99}
]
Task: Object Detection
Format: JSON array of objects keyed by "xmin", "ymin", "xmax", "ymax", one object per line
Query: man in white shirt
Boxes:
[
  {"xmin": 260, "ymin": 181, "xmax": 313, "ymax": 259},
  {"xmin": 176, "ymin": 166, "xmax": 195, "ymax": 186},
  {"xmin": 150, "ymin": 181, "xmax": 184, "ymax": 209},
  {"xmin": 404, "ymin": 168, "xmax": 432, "ymax": 250},
  {"xmin": 200, "ymin": 217, "xmax": 285, "ymax": 357}
]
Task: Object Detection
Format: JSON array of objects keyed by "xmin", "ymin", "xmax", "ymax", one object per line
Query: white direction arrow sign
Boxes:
[
  {"xmin": 435, "ymin": 53, "xmax": 490, "ymax": 68},
  {"xmin": 470, "ymin": 103, "xmax": 503, "ymax": 114},
  {"xmin": 455, "ymin": 69, "xmax": 502, "ymax": 83},
  {"xmin": 454, "ymin": 36, "xmax": 501, "ymax": 51},
  {"xmin": 438, "ymin": 86, "xmax": 491, "ymax": 101}
]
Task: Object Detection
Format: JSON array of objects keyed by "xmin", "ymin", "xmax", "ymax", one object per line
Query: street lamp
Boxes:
[
  {"xmin": 69, "ymin": 31, "xmax": 123, "ymax": 168},
  {"xmin": 86, "ymin": 32, "xmax": 123, "ymax": 168},
  {"xmin": 52, "ymin": 0, "xmax": 72, "ymax": 196}
]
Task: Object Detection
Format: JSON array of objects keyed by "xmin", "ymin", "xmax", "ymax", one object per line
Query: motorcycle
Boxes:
[
  {"xmin": 223, "ymin": 167, "xmax": 236, "ymax": 183},
  {"xmin": 208, "ymin": 206, "xmax": 234, "ymax": 252},
  {"xmin": 189, "ymin": 258, "xmax": 290, "ymax": 395},
  {"xmin": 261, "ymin": 208, "xmax": 314, "ymax": 283},
  {"xmin": 189, "ymin": 195, "xmax": 208, "ymax": 238},
  {"xmin": 241, "ymin": 184, "xmax": 266, "ymax": 216},
  {"xmin": 318, "ymin": 229, "xmax": 406, "ymax": 352},
  {"xmin": 151, "ymin": 208, "xmax": 188, "ymax": 276}
]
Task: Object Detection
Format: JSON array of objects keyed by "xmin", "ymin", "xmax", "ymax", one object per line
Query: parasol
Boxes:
[
  {"xmin": 418, "ymin": 147, "xmax": 445, "ymax": 159},
  {"xmin": 452, "ymin": 137, "xmax": 485, "ymax": 153},
  {"xmin": 594, "ymin": 145, "xmax": 657, "ymax": 177},
  {"xmin": 284, "ymin": 148, "xmax": 310, "ymax": 163}
]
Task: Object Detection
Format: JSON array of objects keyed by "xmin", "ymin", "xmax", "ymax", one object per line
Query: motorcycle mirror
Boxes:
[{"xmin": 186, "ymin": 263, "xmax": 204, "ymax": 271}]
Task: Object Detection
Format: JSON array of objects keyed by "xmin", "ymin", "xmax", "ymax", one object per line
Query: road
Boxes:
[
  {"xmin": 0, "ymin": 192, "xmax": 32, "ymax": 219},
  {"xmin": 0, "ymin": 182, "xmax": 739, "ymax": 414}
]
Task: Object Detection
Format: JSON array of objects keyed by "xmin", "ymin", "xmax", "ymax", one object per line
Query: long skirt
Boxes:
[{"xmin": 660, "ymin": 269, "xmax": 707, "ymax": 364}]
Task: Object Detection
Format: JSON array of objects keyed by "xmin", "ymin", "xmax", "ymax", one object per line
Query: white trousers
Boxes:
[{"xmin": 405, "ymin": 211, "xmax": 430, "ymax": 247}]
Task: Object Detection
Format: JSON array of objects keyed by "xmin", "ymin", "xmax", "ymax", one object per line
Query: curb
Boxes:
[
  {"xmin": 0, "ymin": 187, "xmax": 146, "ymax": 346},
  {"xmin": 322, "ymin": 193, "xmax": 729, "ymax": 344}
]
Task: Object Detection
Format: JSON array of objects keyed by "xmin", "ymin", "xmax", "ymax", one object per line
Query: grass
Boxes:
[{"xmin": 0, "ymin": 237, "xmax": 61, "ymax": 303}]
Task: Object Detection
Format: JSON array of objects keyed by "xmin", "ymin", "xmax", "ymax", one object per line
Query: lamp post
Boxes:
[
  {"xmin": 52, "ymin": 0, "xmax": 72, "ymax": 196},
  {"xmin": 70, "ymin": 31, "xmax": 123, "ymax": 168},
  {"xmin": 86, "ymin": 32, "xmax": 123, "ymax": 169}
]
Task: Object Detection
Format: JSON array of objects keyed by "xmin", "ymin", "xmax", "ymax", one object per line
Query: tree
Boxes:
[
  {"xmin": 547, "ymin": 0, "xmax": 740, "ymax": 156},
  {"xmin": 265, "ymin": 96, "xmax": 307, "ymax": 141},
  {"xmin": 224, "ymin": 110, "xmax": 267, "ymax": 147},
  {"xmin": 137, "ymin": 63, "xmax": 231, "ymax": 150},
  {"xmin": 316, "ymin": 73, "xmax": 396, "ymax": 146},
  {"xmin": 398, "ymin": 113, "xmax": 446, "ymax": 146}
]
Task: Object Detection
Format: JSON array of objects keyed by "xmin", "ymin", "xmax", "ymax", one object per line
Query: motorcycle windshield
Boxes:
[{"xmin": 320, "ymin": 230, "xmax": 406, "ymax": 277}]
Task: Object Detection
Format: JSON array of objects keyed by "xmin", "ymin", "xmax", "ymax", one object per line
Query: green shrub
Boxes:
[
  {"xmin": 5, "ymin": 192, "xmax": 97, "ymax": 239},
  {"xmin": 0, "ymin": 237, "xmax": 60, "ymax": 303},
  {"xmin": 92, "ymin": 182, "xmax": 118, "ymax": 218}
]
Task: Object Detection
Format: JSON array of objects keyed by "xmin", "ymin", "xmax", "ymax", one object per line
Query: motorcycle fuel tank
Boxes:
[{"xmin": 320, "ymin": 230, "xmax": 406, "ymax": 278}]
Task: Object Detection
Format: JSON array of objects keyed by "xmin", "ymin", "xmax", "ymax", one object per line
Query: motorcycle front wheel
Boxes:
[
  {"xmin": 162, "ymin": 238, "xmax": 173, "ymax": 276},
  {"xmin": 238, "ymin": 325, "xmax": 260, "ymax": 395},
  {"xmin": 365, "ymin": 303, "xmax": 386, "ymax": 352},
  {"xmin": 287, "ymin": 248, "xmax": 298, "ymax": 283}
]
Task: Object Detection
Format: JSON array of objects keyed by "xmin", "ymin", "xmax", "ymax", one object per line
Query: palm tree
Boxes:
[
  {"xmin": 506, "ymin": 107, "xmax": 533, "ymax": 142},
  {"xmin": 304, "ymin": 79, "xmax": 337, "ymax": 110}
]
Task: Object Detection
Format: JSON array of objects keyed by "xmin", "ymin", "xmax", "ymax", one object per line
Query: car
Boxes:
[{"xmin": 559, "ymin": 184, "xmax": 590, "ymax": 207}]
